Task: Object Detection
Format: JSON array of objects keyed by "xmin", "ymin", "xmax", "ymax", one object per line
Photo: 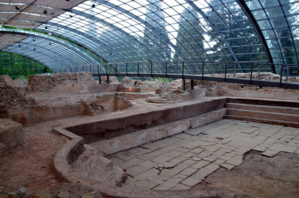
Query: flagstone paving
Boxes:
[{"xmin": 107, "ymin": 119, "xmax": 299, "ymax": 190}]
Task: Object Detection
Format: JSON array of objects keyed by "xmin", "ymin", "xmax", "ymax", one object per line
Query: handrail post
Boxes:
[
  {"xmin": 98, "ymin": 64, "xmax": 101, "ymax": 84},
  {"xmin": 286, "ymin": 65, "xmax": 289, "ymax": 82},
  {"xmin": 126, "ymin": 62, "xmax": 128, "ymax": 76},
  {"xmin": 224, "ymin": 62, "xmax": 227, "ymax": 82},
  {"xmin": 165, "ymin": 61, "xmax": 168, "ymax": 78},
  {"xmin": 106, "ymin": 63, "xmax": 109, "ymax": 84},
  {"xmin": 233, "ymin": 63, "xmax": 236, "ymax": 77},
  {"xmin": 137, "ymin": 62, "xmax": 140, "ymax": 77},
  {"xmin": 250, "ymin": 63, "xmax": 254, "ymax": 84},
  {"xmin": 191, "ymin": 79, "xmax": 194, "ymax": 90},
  {"xmin": 115, "ymin": 63, "xmax": 118, "ymax": 77},
  {"xmin": 258, "ymin": 63, "xmax": 261, "ymax": 80},
  {"xmin": 280, "ymin": 64, "xmax": 284, "ymax": 87},
  {"xmin": 182, "ymin": 61, "xmax": 184, "ymax": 78},
  {"xmin": 106, "ymin": 63, "xmax": 108, "ymax": 76},
  {"xmin": 202, "ymin": 62, "xmax": 205, "ymax": 80},
  {"xmin": 150, "ymin": 60, "xmax": 153, "ymax": 77}
]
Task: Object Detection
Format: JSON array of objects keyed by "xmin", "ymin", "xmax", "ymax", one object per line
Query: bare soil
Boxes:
[
  {"xmin": 194, "ymin": 151, "xmax": 299, "ymax": 198},
  {"xmin": 0, "ymin": 120, "xmax": 66, "ymax": 192}
]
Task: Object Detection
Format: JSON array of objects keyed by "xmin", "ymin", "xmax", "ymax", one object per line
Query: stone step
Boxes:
[
  {"xmin": 226, "ymin": 108, "xmax": 299, "ymax": 123},
  {"xmin": 227, "ymin": 98, "xmax": 299, "ymax": 108},
  {"xmin": 225, "ymin": 103, "xmax": 299, "ymax": 115},
  {"xmin": 224, "ymin": 115, "xmax": 299, "ymax": 128}
]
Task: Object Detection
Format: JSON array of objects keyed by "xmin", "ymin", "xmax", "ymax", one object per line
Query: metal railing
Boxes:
[{"xmin": 58, "ymin": 61, "xmax": 299, "ymax": 90}]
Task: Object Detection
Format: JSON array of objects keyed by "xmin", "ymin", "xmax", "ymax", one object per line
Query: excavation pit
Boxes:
[{"xmin": 53, "ymin": 97, "xmax": 299, "ymax": 198}]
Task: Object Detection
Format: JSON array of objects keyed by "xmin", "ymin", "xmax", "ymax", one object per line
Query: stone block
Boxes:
[
  {"xmin": 181, "ymin": 177, "xmax": 201, "ymax": 187},
  {"xmin": 191, "ymin": 163, "xmax": 219, "ymax": 180},
  {"xmin": 154, "ymin": 177, "xmax": 183, "ymax": 190},
  {"xmin": 0, "ymin": 119, "xmax": 23, "ymax": 149},
  {"xmin": 268, "ymin": 143, "xmax": 297, "ymax": 153}
]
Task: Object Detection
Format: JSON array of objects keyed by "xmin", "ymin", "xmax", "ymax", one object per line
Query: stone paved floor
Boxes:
[{"xmin": 107, "ymin": 119, "xmax": 299, "ymax": 191}]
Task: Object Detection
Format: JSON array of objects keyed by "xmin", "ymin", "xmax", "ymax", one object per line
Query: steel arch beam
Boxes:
[
  {"xmin": 94, "ymin": 0, "xmax": 220, "ymax": 74},
  {"xmin": 69, "ymin": 9, "xmax": 160, "ymax": 62},
  {"xmin": 8, "ymin": 41, "xmax": 87, "ymax": 67},
  {"xmin": 185, "ymin": 0, "xmax": 243, "ymax": 72},
  {"xmin": 4, "ymin": 42, "xmax": 71, "ymax": 69},
  {"xmin": 0, "ymin": 30, "xmax": 98, "ymax": 67},
  {"xmin": 5, "ymin": 45, "xmax": 74, "ymax": 70},
  {"xmin": 277, "ymin": 0, "xmax": 299, "ymax": 64},
  {"xmin": 1, "ymin": 50, "xmax": 54, "ymax": 72},
  {"xmin": 2, "ymin": 17, "xmax": 137, "ymax": 64},
  {"xmin": 3, "ymin": 48, "xmax": 62, "ymax": 72},
  {"xmin": 94, "ymin": 0, "xmax": 191, "ymax": 63},
  {"xmin": 45, "ymin": 22, "xmax": 127, "ymax": 62},
  {"xmin": 235, "ymin": 0, "xmax": 276, "ymax": 73}
]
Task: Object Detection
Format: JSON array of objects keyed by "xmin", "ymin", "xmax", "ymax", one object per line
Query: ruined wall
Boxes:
[
  {"xmin": 0, "ymin": 76, "xmax": 34, "ymax": 126},
  {"xmin": 27, "ymin": 72, "xmax": 108, "ymax": 94}
]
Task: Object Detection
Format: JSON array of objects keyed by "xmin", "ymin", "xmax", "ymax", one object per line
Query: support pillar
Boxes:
[
  {"xmin": 182, "ymin": 78, "xmax": 186, "ymax": 91},
  {"xmin": 107, "ymin": 75, "xmax": 110, "ymax": 84},
  {"xmin": 191, "ymin": 79, "xmax": 194, "ymax": 90}
]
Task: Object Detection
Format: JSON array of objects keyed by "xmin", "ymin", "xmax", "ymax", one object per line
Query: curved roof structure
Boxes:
[{"xmin": 0, "ymin": 0, "xmax": 298, "ymax": 73}]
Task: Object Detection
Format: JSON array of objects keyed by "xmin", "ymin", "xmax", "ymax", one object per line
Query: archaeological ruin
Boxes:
[{"xmin": 1, "ymin": 0, "xmax": 299, "ymax": 198}]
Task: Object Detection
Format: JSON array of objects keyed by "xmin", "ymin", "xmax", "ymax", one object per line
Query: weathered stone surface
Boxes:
[
  {"xmin": 100, "ymin": 76, "xmax": 119, "ymax": 84},
  {"xmin": 121, "ymin": 76, "xmax": 134, "ymax": 85},
  {"xmin": 81, "ymin": 191, "xmax": 103, "ymax": 198},
  {"xmin": 57, "ymin": 191, "xmax": 71, "ymax": 198},
  {"xmin": 16, "ymin": 187, "xmax": 27, "ymax": 197},
  {"xmin": 0, "ymin": 76, "xmax": 32, "ymax": 109},
  {"xmin": 27, "ymin": 72, "xmax": 98, "ymax": 93},
  {"xmin": 146, "ymin": 96, "xmax": 167, "ymax": 103},
  {"xmin": 0, "ymin": 119, "xmax": 23, "ymax": 149},
  {"xmin": 0, "ymin": 186, "xmax": 4, "ymax": 194}
]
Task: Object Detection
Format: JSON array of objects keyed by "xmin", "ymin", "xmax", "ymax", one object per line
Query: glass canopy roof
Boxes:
[{"xmin": 0, "ymin": 0, "xmax": 298, "ymax": 73}]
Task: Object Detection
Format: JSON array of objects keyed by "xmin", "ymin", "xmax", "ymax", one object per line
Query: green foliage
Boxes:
[
  {"xmin": 0, "ymin": 51, "xmax": 52, "ymax": 79},
  {"xmin": 207, "ymin": 0, "xmax": 267, "ymax": 65}
]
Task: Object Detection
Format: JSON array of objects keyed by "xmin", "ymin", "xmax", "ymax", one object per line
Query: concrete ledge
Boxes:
[
  {"xmin": 53, "ymin": 127, "xmax": 124, "ymax": 186},
  {"xmin": 53, "ymin": 127, "xmax": 84, "ymax": 182},
  {"xmin": 91, "ymin": 108, "xmax": 226, "ymax": 155},
  {"xmin": 66, "ymin": 98, "xmax": 227, "ymax": 143}
]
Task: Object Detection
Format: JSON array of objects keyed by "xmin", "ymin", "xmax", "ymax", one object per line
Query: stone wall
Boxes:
[
  {"xmin": 27, "ymin": 72, "xmax": 100, "ymax": 94},
  {"xmin": 0, "ymin": 76, "xmax": 33, "ymax": 126}
]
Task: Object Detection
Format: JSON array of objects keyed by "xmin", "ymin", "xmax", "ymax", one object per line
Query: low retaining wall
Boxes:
[
  {"xmin": 90, "ymin": 109, "xmax": 226, "ymax": 155},
  {"xmin": 67, "ymin": 98, "xmax": 226, "ymax": 143},
  {"xmin": 30, "ymin": 93, "xmax": 132, "ymax": 123}
]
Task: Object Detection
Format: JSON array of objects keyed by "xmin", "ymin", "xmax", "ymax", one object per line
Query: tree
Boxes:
[
  {"xmin": 205, "ymin": 0, "xmax": 269, "ymax": 72},
  {"xmin": 264, "ymin": 0, "xmax": 295, "ymax": 63},
  {"xmin": 143, "ymin": 0, "xmax": 171, "ymax": 61},
  {"xmin": 0, "ymin": 51, "xmax": 52, "ymax": 79},
  {"xmin": 173, "ymin": 7, "xmax": 205, "ymax": 62}
]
